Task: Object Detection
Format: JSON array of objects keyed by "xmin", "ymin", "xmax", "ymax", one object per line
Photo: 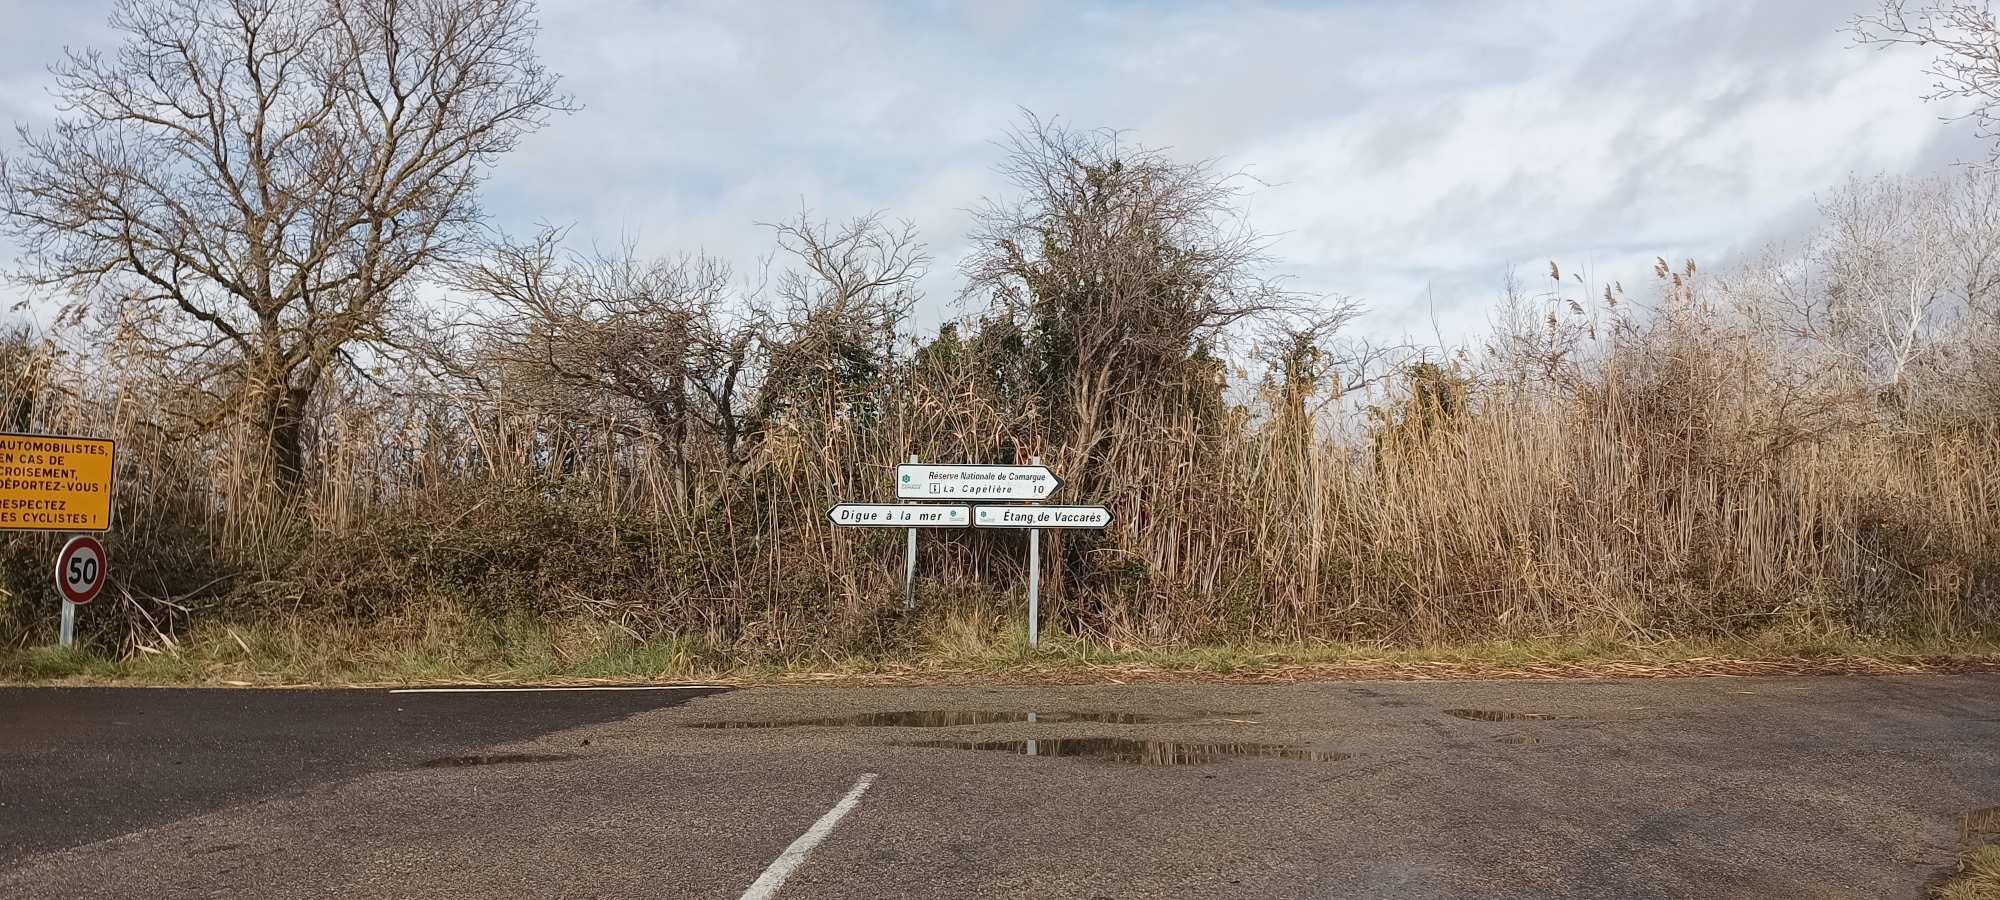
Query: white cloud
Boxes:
[{"xmin": 0, "ymin": 0, "xmax": 1983, "ymax": 343}]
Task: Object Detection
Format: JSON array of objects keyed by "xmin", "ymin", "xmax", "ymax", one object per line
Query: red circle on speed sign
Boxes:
[{"xmin": 55, "ymin": 536, "xmax": 107, "ymax": 605}]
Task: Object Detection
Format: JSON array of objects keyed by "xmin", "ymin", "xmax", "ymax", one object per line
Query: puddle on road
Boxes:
[
  {"xmin": 689, "ymin": 710, "xmax": 1186, "ymax": 729},
  {"xmin": 1964, "ymin": 807, "xmax": 2000, "ymax": 839},
  {"xmin": 1444, "ymin": 709, "xmax": 1568, "ymax": 722},
  {"xmin": 418, "ymin": 753, "xmax": 576, "ymax": 768},
  {"xmin": 903, "ymin": 737, "xmax": 1349, "ymax": 766}
]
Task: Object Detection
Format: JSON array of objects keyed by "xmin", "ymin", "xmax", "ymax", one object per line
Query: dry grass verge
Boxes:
[
  {"xmin": 5, "ymin": 609, "xmax": 1995, "ymax": 687},
  {"xmin": 1939, "ymin": 846, "xmax": 2000, "ymax": 900}
]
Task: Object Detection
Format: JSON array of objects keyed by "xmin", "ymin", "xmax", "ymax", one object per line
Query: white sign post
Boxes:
[
  {"xmin": 897, "ymin": 463, "xmax": 1061, "ymax": 500},
  {"xmin": 829, "ymin": 458, "xmax": 1110, "ymax": 651},
  {"xmin": 831, "ymin": 494, "xmax": 971, "ymax": 612},
  {"xmin": 1026, "ymin": 457, "xmax": 1041, "ymax": 651},
  {"xmin": 1028, "ymin": 521, "xmax": 1040, "ymax": 650},
  {"xmin": 964, "ymin": 480, "xmax": 1114, "ymax": 647},
  {"xmin": 903, "ymin": 454, "xmax": 919, "ymax": 610}
]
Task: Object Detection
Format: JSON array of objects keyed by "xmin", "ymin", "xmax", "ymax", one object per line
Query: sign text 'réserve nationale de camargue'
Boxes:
[
  {"xmin": 896, "ymin": 463, "xmax": 1060, "ymax": 501},
  {"xmin": 974, "ymin": 505, "xmax": 1114, "ymax": 529},
  {"xmin": 825, "ymin": 503, "xmax": 970, "ymax": 527},
  {"xmin": 0, "ymin": 433, "xmax": 114, "ymax": 532}
]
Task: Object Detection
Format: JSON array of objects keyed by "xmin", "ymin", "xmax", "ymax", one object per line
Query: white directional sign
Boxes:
[
  {"xmin": 897, "ymin": 463, "xmax": 1061, "ymax": 501},
  {"xmin": 826, "ymin": 503, "xmax": 970, "ymax": 527},
  {"xmin": 973, "ymin": 505, "xmax": 1113, "ymax": 529}
]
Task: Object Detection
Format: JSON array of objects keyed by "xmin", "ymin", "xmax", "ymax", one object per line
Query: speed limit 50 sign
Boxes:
[{"xmin": 55, "ymin": 535, "xmax": 106, "ymax": 605}]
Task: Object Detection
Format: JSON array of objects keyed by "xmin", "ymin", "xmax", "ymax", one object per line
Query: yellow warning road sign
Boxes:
[{"xmin": 0, "ymin": 433, "xmax": 114, "ymax": 531}]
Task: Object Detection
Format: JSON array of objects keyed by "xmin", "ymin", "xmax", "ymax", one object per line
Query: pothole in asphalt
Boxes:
[
  {"xmin": 688, "ymin": 710, "xmax": 1189, "ymax": 729},
  {"xmin": 901, "ymin": 737, "xmax": 1349, "ymax": 765},
  {"xmin": 1964, "ymin": 807, "xmax": 2000, "ymax": 839},
  {"xmin": 1444, "ymin": 709, "xmax": 1569, "ymax": 722},
  {"xmin": 418, "ymin": 753, "xmax": 576, "ymax": 768}
]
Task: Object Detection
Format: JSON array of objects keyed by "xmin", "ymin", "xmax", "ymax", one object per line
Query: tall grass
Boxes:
[{"xmin": 0, "ymin": 258, "xmax": 1993, "ymax": 664}]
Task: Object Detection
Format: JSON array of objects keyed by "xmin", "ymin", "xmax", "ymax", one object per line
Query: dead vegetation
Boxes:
[{"xmin": 1937, "ymin": 845, "xmax": 2000, "ymax": 900}]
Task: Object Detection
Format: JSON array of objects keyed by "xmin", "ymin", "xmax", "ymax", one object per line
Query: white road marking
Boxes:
[
  {"xmin": 386, "ymin": 685, "xmax": 728, "ymax": 694},
  {"xmin": 737, "ymin": 773, "xmax": 879, "ymax": 900}
]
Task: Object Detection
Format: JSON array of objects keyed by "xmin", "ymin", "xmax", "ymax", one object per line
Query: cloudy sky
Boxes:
[{"xmin": 0, "ymin": 0, "xmax": 1983, "ymax": 344}]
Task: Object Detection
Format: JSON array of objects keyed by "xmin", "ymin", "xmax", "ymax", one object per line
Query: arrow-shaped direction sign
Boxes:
[
  {"xmin": 897, "ymin": 463, "xmax": 1062, "ymax": 500},
  {"xmin": 826, "ymin": 503, "xmax": 971, "ymax": 527},
  {"xmin": 973, "ymin": 505, "xmax": 1114, "ymax": 529}
]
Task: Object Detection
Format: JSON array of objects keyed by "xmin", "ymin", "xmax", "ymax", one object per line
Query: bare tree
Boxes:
[
  {"xmin": 455, "ymin": 211, "xmax": 925, "ymax": 500},
  {"xmin": 1251, "ymin": 299, "xmax": 1388, "ymax": 432},
  {"xmin": 1718, "ymin": 171, "xmax": 2000, "ymax": 423},
  {"xmin": 757, "ymin": 212, "xmax": 926, "ymax": 431},
  {"xmin": 1813, "ymin": 175, "xmax": 1953, "ymax": 393},
  {"xmin": 449, "ymin": 228, "xmax": 737, "ymax": 507},
  {"xmin": 963, "ymin": 113, "xmax": 1303, "ymax": 455},
  {"xmin": 0, "ymin": 0, "xmax": 570, "ymax": 493},
  {"xmin": 1854, "ymin": 1, "xmax": 2000, "ymax": 160}
]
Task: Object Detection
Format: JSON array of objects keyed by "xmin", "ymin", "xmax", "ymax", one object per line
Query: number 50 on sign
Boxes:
[{"xmin": 56, "ymin": 536, "xmax": 106, "ymax": 605}]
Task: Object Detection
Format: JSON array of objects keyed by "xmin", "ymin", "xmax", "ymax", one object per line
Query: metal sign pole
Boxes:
[
  {"xmin": 904, "ymin": 454, "xmax": 918, "ymax": 610},
  {"xmin": 1027, "ymin": 528, "xmax": 1040, "ymax": 649},
  {"xmin": 1027, "ymin": 455, "xmax": 1041, "ymax": 649},
  {"xmin": 58, "ymin": 530, "xmax": 75, "ymax": 648}
]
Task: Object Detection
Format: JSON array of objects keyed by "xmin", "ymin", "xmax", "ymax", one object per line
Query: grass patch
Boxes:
[
  {"xmin": 3, "ymin": 609, "xmax": 1997, "ymax": 687},
  {"xmin": 0, "ymin": 644, "xmax": 118, "ymax": 680},
  {"xmin": 910, "ymin": 613, "xmax": 2000, "ymax": 675},
  {"xmin": 1938, "ymin": 846, "xmax": 2000, "ymax": 900},
  {"xmin": 0, "ymin": 608, "xmax": 737, "ymax": 686}
]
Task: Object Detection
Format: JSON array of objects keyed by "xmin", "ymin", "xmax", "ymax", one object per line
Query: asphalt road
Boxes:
[{"xmin": 1, "ymin": 677, "xmax": 1996, "ymax": 899}]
